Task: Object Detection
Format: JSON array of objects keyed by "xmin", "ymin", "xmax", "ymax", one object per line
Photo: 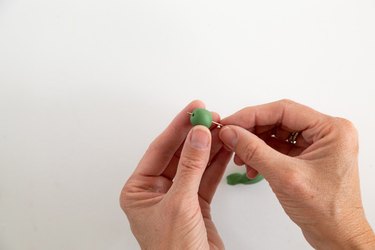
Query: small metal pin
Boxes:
[{"xmin": 212, "ymin": 121, "xmax": 223, "ymax": 128}]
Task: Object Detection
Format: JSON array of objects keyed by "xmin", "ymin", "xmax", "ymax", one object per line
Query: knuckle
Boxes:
[
  {"xmin": 240, "ymin": 141, "xmax": 261, "ymax": 165},
  {"xmin": 282, "ymin": 171, "xmax": 304, "ymax": 193},
  {"xmin": 336, "ymin": 117, "xmax": 357, "ymax": 133},
  {"xmin": 119, "ymin": 180, "xmax": 138, "ymax": 213},
  {"xmin": 273, "ymin": 169, "xmax": 313, "ymax": 200},
  {"xmin": 119, "ymin": 184, "xmax": 131, "ymax": 212},
  {"xmin": 333, "ymin": 117, "xmax": 359, "ymax": 152},
  {"xmin": 179, "ymin": 154, "xmax": 204, "ymax": 172},
  {"xmin": 279, "ymin": 98, "xmax": 296, "ymax": 106}
]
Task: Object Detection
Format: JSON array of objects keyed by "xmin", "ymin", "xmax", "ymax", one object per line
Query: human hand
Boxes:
[
  {"xmin": 219, "ymin": 99, "xmax": 375, "ymax": 249},
  {"xmin": 120, "ymin": 100, "xmax": 232, "ymax": 250}
]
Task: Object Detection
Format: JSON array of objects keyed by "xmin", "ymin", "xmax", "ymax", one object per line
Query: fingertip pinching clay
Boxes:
[{"xmin": 188, "ymin": 107, "xmax": 263, "ymax": 185}]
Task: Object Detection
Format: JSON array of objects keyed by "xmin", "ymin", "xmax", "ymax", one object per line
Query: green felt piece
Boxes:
[
  {"xmin": 190, "ymin": 108, "xmax": 213, "ymax": 128},
  {"xmin": 226, "ymin": 173, "xmax": 264, "ymax": 185}
]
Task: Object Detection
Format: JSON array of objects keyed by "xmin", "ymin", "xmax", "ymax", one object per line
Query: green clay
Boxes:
[
  {"xmin": 190, "ymin": 108, "xmax": 213, "ymax": 128},
  {"xmin": 226, "ymin": 173, "xmax": 264, "ymax": 185},
  {"xmin": 226, "ymin": 173, "xmax": 244, "ymax": 185}
]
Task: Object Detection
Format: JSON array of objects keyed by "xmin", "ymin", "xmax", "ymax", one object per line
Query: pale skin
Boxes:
[{"xmin": 120, "ymin": 99, "xmax": 375, "ymax": 250}]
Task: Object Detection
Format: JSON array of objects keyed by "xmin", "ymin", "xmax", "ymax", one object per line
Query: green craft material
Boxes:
[
  {"xmin": 190, "ymin": 108, "xmax": 213, "ymax": 128},
  {"xmin": 226, "ymin": 173, "xmax": 264, "ymax": 185}
]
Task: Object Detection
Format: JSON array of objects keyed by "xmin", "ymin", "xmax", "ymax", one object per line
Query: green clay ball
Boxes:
[
  {"xmin": 190, "ymin": 108, "xmax": 213, "ymax": 128},
  {"xmin": 226, "ymin": 173, "xmax": 264, "ymax": 185}
]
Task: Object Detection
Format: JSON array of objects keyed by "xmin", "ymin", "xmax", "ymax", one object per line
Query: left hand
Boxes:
[{"xmin": 120, "ymin": 100, "xmax": 232, "ymax": 250}]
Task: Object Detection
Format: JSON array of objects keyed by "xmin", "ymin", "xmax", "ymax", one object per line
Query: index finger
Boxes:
[{"xmin": 221, "ymin": 99, "xmax": 329, "ymax": 144}]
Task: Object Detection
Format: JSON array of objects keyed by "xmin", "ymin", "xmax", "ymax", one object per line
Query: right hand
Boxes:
[{"xmin": 219, "ymin": 99, "xmax": 375, "ymax": 249}]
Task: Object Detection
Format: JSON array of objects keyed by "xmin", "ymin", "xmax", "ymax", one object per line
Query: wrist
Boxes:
[
  {"xmin": 343, "ymin": 228, "xmax": 375, "ymax": 250},
  {"xmin": 304, "ymin": 216, "xmax": 375, "ymax": 250},
  {"xmin": 139, "ymin": 235, "xmax": 210, "ymax": 250},
  {"xmin": 324, "ymin": 228, "xmax": 375, "ymax": 250}
]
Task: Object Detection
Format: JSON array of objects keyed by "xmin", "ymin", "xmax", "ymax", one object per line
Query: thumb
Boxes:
[
  {"xmin": 219, "ymin": 125, "xmax": 292, "ymax": 178},
  {"xmin": 170, "ymin": 125, "xmax": 211, "ymax": 197}
]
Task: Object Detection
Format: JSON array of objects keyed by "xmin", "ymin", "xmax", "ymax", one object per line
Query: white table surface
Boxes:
[{"xmin": 1, "ymin": 0, "xmax": 374, "ymax": 249}]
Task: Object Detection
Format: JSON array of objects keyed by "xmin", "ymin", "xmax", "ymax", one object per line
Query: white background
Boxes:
[{"xmin": 1, "ymin": 0, "xmax": 375, "ymax": 249}]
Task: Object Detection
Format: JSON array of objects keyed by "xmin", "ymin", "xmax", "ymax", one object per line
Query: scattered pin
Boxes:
[{"xmin": 188, "ymin": 108, "xmax": 223, "ymax": 128}]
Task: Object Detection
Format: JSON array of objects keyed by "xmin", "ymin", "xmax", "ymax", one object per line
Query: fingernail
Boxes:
[
  {"xmin": 220, "ymin": 127, "xmax": 238, "ymax": 150},
  {"xmin": 190, "ymin": 126, "xmax": 210, "ymax": 149}
]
